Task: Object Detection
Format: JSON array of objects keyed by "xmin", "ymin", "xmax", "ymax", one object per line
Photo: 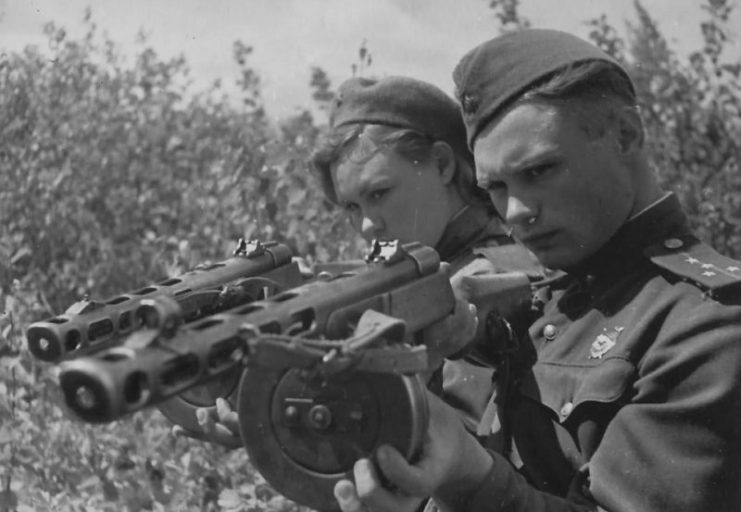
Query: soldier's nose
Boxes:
[
  {"xmin": 361, "ymin": 216, "xmax": 384, "ymax": 240},
  {"xmin": 506, "ymin": 196, "xmax": 537, "ymax": 227}
]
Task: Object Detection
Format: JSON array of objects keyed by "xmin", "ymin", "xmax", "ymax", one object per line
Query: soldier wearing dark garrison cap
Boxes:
[
  {"xmin": 311, "ymin": 75, "xmax": 542, "ymax": 440},
  {"xmin": 177, "ymin": 75, "xmax": 542, "ymax": 466},
  {"xmin": 335, "ymin": 30, "xmax": 741, "ymax": 512},
  {"xmin": 328, "ymin": 76, "xmax": 472, "ymax": 163}
]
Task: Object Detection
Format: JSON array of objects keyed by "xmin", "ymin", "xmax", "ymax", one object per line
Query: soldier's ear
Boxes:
[
  {"xmin": 615, "ymin": 106, "xmax": 644, "ymax": 155},
  {"xmin": 431, "ymin": 141, "xmax": 456, "ymax": 185}
]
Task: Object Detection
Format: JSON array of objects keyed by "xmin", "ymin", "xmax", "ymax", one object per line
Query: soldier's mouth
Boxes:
[{"xmin": 521, "ymin": 230, "xmax": 559, "ymax": 249}]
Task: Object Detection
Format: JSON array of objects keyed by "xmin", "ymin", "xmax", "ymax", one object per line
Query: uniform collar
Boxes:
[
  {"xmin": 564, "ymin": 193, "xmax": 691, "ymax": 279},
  {"xmin": 434, "ymin": 204, "xmax": 507, "ymax": 263}
]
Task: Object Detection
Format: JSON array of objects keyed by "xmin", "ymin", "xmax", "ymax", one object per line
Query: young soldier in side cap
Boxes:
[
  {"xmin": 335, "ymin": 29, "xmax": 741, "ymax": 512},
  {"xmin": 179, "ymin": 76, "xmax": 541, "ymax": 453},
  {"xmin": 312, "ymin": 75, "xmax": 541, "ymax": 432}
]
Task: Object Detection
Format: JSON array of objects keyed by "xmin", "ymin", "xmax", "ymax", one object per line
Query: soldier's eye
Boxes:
[
  {"xmin": 486, "ymin": 181, "xmax": 506, "ymax": 193},
  {"xmin": 369, "ymin": 188, "xmax": 389, "ymax": 202},
  {"xmin": 525, "ymin": 163, "xmax": 554, "ymax": 180},
  {"xmin": 342, "ymin": 202, "xmax": 360, "ymax": 215}
]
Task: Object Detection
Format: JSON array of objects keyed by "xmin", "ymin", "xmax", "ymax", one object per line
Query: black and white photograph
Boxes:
[{"xmin": 1, "ymin": 1, "xmax": 740, "ymax": 510}]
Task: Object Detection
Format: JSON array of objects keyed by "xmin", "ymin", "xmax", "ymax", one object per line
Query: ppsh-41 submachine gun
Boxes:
[
  {"xmin": 26, "ymin": 239, "xmax": 305, "ymax": 434},
  {"xmin": 27, "ymin": 239, "xmax": 303, "ymax": 362},
  {"xmin": 58, "ymin": 241, "xmax": 457, "ymax": 511}
]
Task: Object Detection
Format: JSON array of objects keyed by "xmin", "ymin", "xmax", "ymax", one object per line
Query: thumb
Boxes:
[
  {"xmin": 375, "ymin": 445, "xmax": 433, "ymax": 497},
  {"xmin": 334, "ymin": 479, "xmax": 367, "ymax": 512}
]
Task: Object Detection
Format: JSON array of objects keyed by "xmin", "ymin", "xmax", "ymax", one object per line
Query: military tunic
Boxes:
[
  {"xmin": 463, "ymin": 193, "xmax": 741, "ymax": 511},
  {"xmin": 434, "ymin": 204, "xmax": 541, "ymax": 432}
]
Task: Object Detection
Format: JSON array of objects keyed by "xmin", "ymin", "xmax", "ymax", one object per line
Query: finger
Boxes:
[
  {"xmin": 196, "ymin": 407, "xmax": 217, "ymax": 436},
  {"xmin": 334, "ymin": 479, "xmax": 366, "ymax": 512},
  {"xmin": 216, "ymin": 398, "xmax": 240, "ymax": 432},
  {"xmin": 194, "ymin": 406, "xmax": 242, "ymax": 448},
  {"xmin": 353, "ymin": 458, "xmax": 381, "ymax": 497},
  {"xmin": 449, "ymin": 301, "xmax": 479, "ymax": 350},
  {"xmin": 458, "ymin": 299, "xmax": 478, "ymax": 325},
  {"xmin": 468, "ymin": 302, "xmax": 478, "ymax": 321},
  {"xmin": 215, "ymin": 397, "xmax": 233, "ymax": 416},
  {"xmin": 374, "ymin": 445, "xmax": 434, "ymax": 497},
  {"xmin": 171, "ymin": 425, "xmax": 203, "ymax": 441},
  {"xmin": 425, "ymin": 300, "xmax": 479, "ymax": 360},
  {"xmin": 464, "ymin": 302, "xmax": 479, "ymax": 339},
  {"xmin": 354, "ymin": 458, "xmax": 424, "ymax": 512},
  {"xmin": 211, "ymin": 423, "xmax": 243, "ymax": 449}
]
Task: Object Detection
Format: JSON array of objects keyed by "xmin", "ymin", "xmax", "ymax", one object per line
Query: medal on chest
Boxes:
[{"xmin": 589, "ymin": 326, "xmax": 623, "ymax": 359}]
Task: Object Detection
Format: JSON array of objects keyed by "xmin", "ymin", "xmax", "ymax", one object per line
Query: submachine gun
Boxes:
[
  {"xmin": 56, "ymin": 241, "xmax": 463, "ymax": 511},
  {"xmin": 26, "ymin": 239, "xmax": 305, "ymax": 433}
]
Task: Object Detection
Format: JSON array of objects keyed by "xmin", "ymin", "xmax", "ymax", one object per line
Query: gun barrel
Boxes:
[
  {"xmin": 58, "ymin": 243, "xmax": 455, "ymax": 423},
  {"xmin": 27, "ymin": 241, "xmax": 299, "ymax": 362}
]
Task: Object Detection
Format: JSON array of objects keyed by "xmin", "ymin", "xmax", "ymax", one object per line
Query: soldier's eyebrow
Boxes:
[
  {"xmin": 356, "ymin": 177, "xmax": 391, "ymax": 199},
  {"xmin": 500, "ymin": 147, "xmax": 561, "ymax": 177},
  {"xmin": 336, "ymin": 174, "xmax": 390, "ymax": 205}
]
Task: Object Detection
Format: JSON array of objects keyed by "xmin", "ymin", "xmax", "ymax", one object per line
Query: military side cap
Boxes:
[
  {"xmin": 329, "ymin": 76, "xmax": 469, "ymax": 157},
  {"xmin": 453, "ymin": 29, "xmax": 635, "ymax": 148}
]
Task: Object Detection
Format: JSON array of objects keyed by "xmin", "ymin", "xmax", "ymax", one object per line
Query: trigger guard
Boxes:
[{"xmin": 237, "ymin": 366, "xmax": 428, "ymax": 511}]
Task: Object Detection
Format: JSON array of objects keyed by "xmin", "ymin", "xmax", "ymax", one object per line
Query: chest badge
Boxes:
[{"xmin": 589, "ymin": 327, "xmax": 623, "ymax": 359}]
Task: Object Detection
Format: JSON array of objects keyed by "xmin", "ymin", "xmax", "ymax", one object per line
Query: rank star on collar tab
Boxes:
[{"xmin": 589, "ymin": 327, "xmax": 624, "ymax": 359}]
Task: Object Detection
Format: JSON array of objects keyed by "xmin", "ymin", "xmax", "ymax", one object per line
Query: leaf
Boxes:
[
  {"xmin": 78, "ymin": 475, "xmax": 100, "ymax": 490},
  {"xmin": 218, "ymin": 488, "xmax": 246, "ymax": 511},
  {"xmin": 180, "ymin": 451, "xmax": 191, "ymax": 470},
  {"xmin": 0, "ymin": 490, "xmax": 18, "ymax": 510},
  {"xmin": 0, "ymin": 426, "xmax": 15, "ymax": 445},
  {"xmin": 102, "ymin": 477, "xmax": 119, "ymax": 502}
]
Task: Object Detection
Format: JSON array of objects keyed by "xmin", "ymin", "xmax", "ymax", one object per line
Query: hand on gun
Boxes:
[
  {"xmin": 172, "ymin": 296, "xmax": 479, "ymax": 450},
  {"xmin": 171, "ymin": 398, "xmax": 242, "ymax": 449},
  {"xmin": 422, "ymin": 299, "xmax": 478, "ymax": 373},
  {"xmin": 47, "ymin": 240, "xmax": 528, "ymax": 511},
  {"xmin": 334, "ymin": 391, "xmax": 494, "ymax": 512}
]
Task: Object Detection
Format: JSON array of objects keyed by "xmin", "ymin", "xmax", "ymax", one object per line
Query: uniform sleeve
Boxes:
[
  {"xmin": 457, "ymin": 451, "xmax": 595, "ymax": 512},
  {"xmin": 442, "ymin": 250, "xmax": 536, "ymax": 435},
  {"xmin": 447, "ymin": 295, "xmax": 741, "ymax": 512},
  {"xmin": 441, "ymin": 256, "xmax": 500, "ymax": 431},
  {"xmin": 587, "ymin": 297, "xmax": 741, "ymax": 511}
]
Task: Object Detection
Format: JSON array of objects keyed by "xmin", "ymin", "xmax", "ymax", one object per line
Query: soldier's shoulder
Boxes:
[{"xmin": 644, "ymin": 235, "xmax": 741, "ymax": 298}]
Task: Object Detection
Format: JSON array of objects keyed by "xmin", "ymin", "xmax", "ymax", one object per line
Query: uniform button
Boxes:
[
  {"xmin": 664, "ymin": 238, "xmax": 684, "ymax": 249},
  {"xmin": 543, "ymin": 324, "xmax": 558, "ymax": 341},
  {"xmin": 560, "ymin": 402, "xmax": 574, "ymax": 417}
]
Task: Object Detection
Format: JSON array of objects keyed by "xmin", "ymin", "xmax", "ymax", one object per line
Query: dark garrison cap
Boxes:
[
  {"xmin": 453, "ymin": 28, "xmax": 635, "ymax": 148},
  {"xmin": 329, "ymin": 76, "xmax": 470, "ymax": 157}
]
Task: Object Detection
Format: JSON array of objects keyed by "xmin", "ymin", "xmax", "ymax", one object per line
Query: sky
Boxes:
[{"xmin": 1, "ymin": 0, "xmax": 739, "ymax": 120}]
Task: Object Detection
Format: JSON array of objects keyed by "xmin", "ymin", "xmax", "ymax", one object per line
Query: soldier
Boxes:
[
  {"xmin": 311, "ymin": 75, "xmax": 541, "ymax": 431},
  {"xmin": 179, "ymin": 76, "xmax": 541, "ymax": 451},
  {"xmin": 335, "ymin": 29, "xmax": 741, "ymax": 512}
]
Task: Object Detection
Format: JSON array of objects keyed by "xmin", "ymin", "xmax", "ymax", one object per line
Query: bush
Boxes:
[
  {"xmin": 2, "ymin": 2, "xmax": 740, "ymax": 510},
  {"xmin": 0, "ymin": 12, "xmax": 361, "ymax": 511}
]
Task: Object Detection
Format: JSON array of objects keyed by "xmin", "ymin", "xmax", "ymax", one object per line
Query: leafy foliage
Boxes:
[
  {"xmin": 0, "ymin": 10, "xmax": 361, "ymax": 511},
  {"xmin": 1, "ymin": 1, "xmax": 740, "ymax": 510},
  {"xmin": 589, "ymin": 0, "xmax": 741, "ymax": 256},
  {"xmin": 350, "ymin": 40, "xmax": 373, "ymax": 78},
  {"xmin": 487, "ymin": 0, "xmax": 531, "ymax": 31}
]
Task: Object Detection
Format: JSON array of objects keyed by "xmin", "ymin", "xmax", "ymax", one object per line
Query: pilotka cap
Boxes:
[
  {"xmin": 329, "ymin": 76, "xmax": 470, "ymax": 157},
  {"xmin": 453, "ymin": 29, "xmax": 636, "ymax": 148}
]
